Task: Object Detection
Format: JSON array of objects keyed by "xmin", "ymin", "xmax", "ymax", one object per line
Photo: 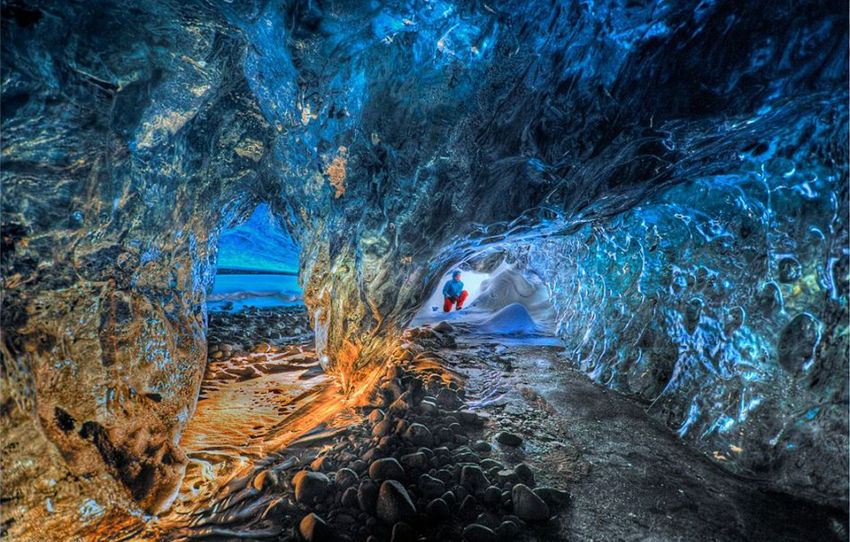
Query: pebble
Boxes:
[
  {"xmin": 372, "ymin": 419, "xmax": 393, "ymax": 438},
  {"xmin": 458, "ymin": 410, "xmax": 484, "ymax": 426},
  {"xmin": 436, "ymin": 388, "xmax": 463, "ymax": 409},
  {"xmin": 389, "ymin": 392, "xmax": 414, "ymax": 414},
  {"xmin": 252, "ymin": 469, "xmax": 274, "ymax": 491},
  {"xmin": 369, "ymin": 457, "xmax": 405, "ymax": 481},
  {"xmin": 391, "ymin": 521, "xmax": 415, "ymax": 542},
  {"xmin": 440, "ymin": 490, "xmax": 457, "ymax": 507},
  {"xmin": 496, "ymin": 469, "xmax": 519, "ymax": 485},
  {"xmin": 368, "ymin": 408, "xmax": 385, "ymax": 425},
  {"xmin": 400, "ymin": 451, "xmax": 429, "ymax": 471},
  {"xmin": 418, "ymin": 473, "xmax": 446, "ymax": 498},
  {"xmin": 514, "ymin": 463, "xmax": 534, "ymax": 485},
  {"xmin": 534, "ymin": 486, "xmax": 571, "ymax": 506},
  {"xmin": 357, "ymin": 480, "xmax": 378, "ymax": 513},
  {"xmin": 458, "ymin": 494, "xmax": 477, "ymax": 519},
  {"xmin": 494, "ymin": 519, "xmax": 519, "ymax": 538},
  {"xmin": 335, "ymin": 468, "xmax": 359, "ymax": 490},
  {"xmin": 462, "ymin": 523, "xmax": 497, "ymax": 542},
  {"xmin": 419, "ymin": 400, "xmax": 439, "ymax": 415},
  {"xmin": 292, "ymin": 471, "xmax": 330, "ymax": 504},
  {"xmin": 483, "ymin": 485, "xmax": 501, "ymax": 506},
  {"xmin": 299, "ymin": 513, "xmax": 334, "ymax": 542},
  {"xmin": 376, "ymin": 480, "xmax": 417, "ymax": 524},
  {"xmin": 480, "ymin": 458, "xmax": 502, "ymax": 470},
  {"xmin": 472, "ymin": 440, "xmax": 492, "ymax": 453},
  {"xmin": 341, "ymin": 486, "xmax": 359, "ymax": 508},
  {"xmin": 426, "ymin": 497, "xmax": 451, "ymax": 519},
  {"xmin": 512, "ymin": 483, "xmax": 550, "ymax": 522},
  {"xmin": 433, "ymin": 321, "xmax": 454, "ymax": 333},
  {"xmin": 403, "ymin": 423, "xmax": 434, "ymax": 447},
  {"xmin": 460, "ymin": 465, "xmax": 490, "ymax": 493},
  {"xmin": 495, "ymin": 431, "xmax": 523, "ymax": 446}
]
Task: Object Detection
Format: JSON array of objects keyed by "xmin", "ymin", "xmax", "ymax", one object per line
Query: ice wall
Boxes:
[
  {"xmin": 1, "ymin": 0, "xmax": 277, "ymax": 513},
  {"xmin": 521, "ymin": 96, "xmax": 848, "ymax": 504}
]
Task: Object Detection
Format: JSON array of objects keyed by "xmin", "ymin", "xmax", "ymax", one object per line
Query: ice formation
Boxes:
[{"xmin": 1, "ymin": 0, "xmax": 846, "ymax": 521}]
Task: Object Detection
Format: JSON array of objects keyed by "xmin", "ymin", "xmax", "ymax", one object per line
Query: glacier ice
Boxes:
[{"xmin": 1, "ymin": 0, "xmax": 846, "ymax": 518}]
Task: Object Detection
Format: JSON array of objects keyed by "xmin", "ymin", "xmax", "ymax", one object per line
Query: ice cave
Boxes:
[{"xmin": 1, "ymin": 0, "xmax": 847, "ymax": 540}]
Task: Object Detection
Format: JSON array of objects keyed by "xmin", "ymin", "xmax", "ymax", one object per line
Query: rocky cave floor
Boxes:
[{"xmin": 147, "ymin": 306, "xmax": 847, "ymax": 542}]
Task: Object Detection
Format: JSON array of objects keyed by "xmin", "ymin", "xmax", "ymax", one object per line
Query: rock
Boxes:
[
  {"xmin": 402, "ymin": 423, "xmax": 434, "ymax": 447},
  {"xmin": 461, "ymin": 465, "xmax": 490, "ymax": 493},
  {"xmin": 382, "ymin": 379, "xmax": 404, "ymax": 401},
  {"xmin": 453, "ymin": 450, "xmax": 481, "ymax": 464},
  {"xmin": 419, "ymin": 400, "xmax": 439, "ymax": 415},
  {"xmin": 310, "ymin": 455, "xmax": 333, "ymax": 472},
  {"xmin": 436, "ymin": 388, "xmax": 463, "ymax": 409},
  {"xmin": 368, "ymin": 408, "xmax": 385, "ymax": 425},
  {"xmin": 463, "ymin": 523, "xmax": 498, "ymax": 542},
  {"xmin": 514, "ymin": 463, "xmax": 534, "ymax": 485},
  {"xmin": 400, "ymin": 451, "xmax": 429, "ymax": 471},
  {"xmin": 433, "ymin": 321, "xmax": 454, "ymax": 333},
  {"xmin": 472, "ymin": 440, "xmax": 492, "ymax": 453},
  {"xmin": 376, "ymin": 480, "xmax": 417, "ymax": 525},
  {"xmin": 480, "ymin": 459, "xmax": 502, "ymax": 470},
  {"xmin": 495, "ymin": 469, "xmax": 519, "ymax": 485},
  {"xmin": 335, "ymin": 468, "xmax": 359, "ymax": 489},
  {"xmin": 391, "ymin": 521, "xmax": 415, "ymax": 542},
  {"xmin": 475, "ymin": 511, "xmax": 501, "ymax": 529},
  {"xmin": 495, "ymin": 432, "xmax": 522, "ymax": 446},
  {"xmin": 512, "ymin": 484, "xmax": 550, "ymax": 522},
  {"xmin": 418, "ymin": 473, "xmax": 446, "ymax": 498},
  {"xmin": 458, "ymin": 410, "xmax": 484, "ymax": 426},
  {"xmin": 252, "ymin": 469, "xmax": 276, "ymax": 491},
  {"xmin": 426, "ymin": 497, "xmax": 451, "ymax": 519},
  {"xmin": 341, "ymin": 486, "xmax": 359, "ymax": 508},
  {"xmin": 369, "ymin": 457, "xmax": 405, "ymax": 481},
  {"xmin": 436, "ymin": 427, "xmax": 454, "ymax": 444},
  {"xmin": 299, "ymin": 513, "xmax": 334, "ymax": 542},
  {"xmin": 534, "ymin": 487, "xmax": 571, "ymax": 506},
  {"xmin": 494, "ymin": 520, "xmax": 520, "ymax": 538},
  {"xmin": 459, "ymin": 494, "xmax": 477, "ymax": 519},
  {"xmin": 372, "ymin": 419, "xmax": 393, "ymax": 438},
  {"xmin": 440, "ymin": 490, "xmax": 457, "ymax": 507},
  {"xmin": 389, "ymin": 392, "xmax": 414, "ymax": 415},
  {"xmin": 483, "ymin": 485, "xmax": 501, "ymax": 506},
  {"xmin": 293, "ymin": 471, "xmax": 330, "ymax": 503},
  {"xmin": 357, "ymin": 480, "xmax": 378, "ymax": 513}
]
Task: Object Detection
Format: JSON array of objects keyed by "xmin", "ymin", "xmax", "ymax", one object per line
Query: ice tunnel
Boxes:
[{"xmin": 1, "ymin": 0, "xmax": 848, "ymax": 540}]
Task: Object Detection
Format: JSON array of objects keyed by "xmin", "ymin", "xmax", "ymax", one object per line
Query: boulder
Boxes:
[
  {"xmin": 293, "ymin": 471, "xmax": 330, "ymax": 503},
  {"xmin": 376, "ymin": 480, "xmax": 417, "ymax": 525},
  {"xmin": 299, "ymin": 513, "xmax": 334, "ymax": 542},
  {"xmin": 512, "ymin": 483, "xmax": 550, "ymax": 522},
  {"xmin": 369, "ymin": 457, "xmax": 405, "ymax": 481},
  {"xmin": 462, "ymin": 523, "xmax": 498, "ymax": 542}
]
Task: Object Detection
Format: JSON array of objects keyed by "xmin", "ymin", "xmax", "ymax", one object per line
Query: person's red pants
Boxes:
[{"xmin": 443, "ymin": 290, "xmax": 468, "ymax": 312}]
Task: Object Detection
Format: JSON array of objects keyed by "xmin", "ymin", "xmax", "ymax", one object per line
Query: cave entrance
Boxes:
[
  {"xmin": 172, "ymin": 205, "xmax": 355, "ymax": 518},
  {"xmin": 208, "ymin": 203, "xmax": 303, "ymax": 313},
  {"xmin": 410, "ymin": 260, "xmax": 561, "ymax": 347},
  {"xmin": 205, "ymin": 202, "xmax": 314, "ymax": 354}
]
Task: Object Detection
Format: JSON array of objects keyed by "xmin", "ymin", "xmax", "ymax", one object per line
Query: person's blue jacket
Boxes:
[{"xmin": 443, "ymin": 278, "xmax": 464, "ymax": 299}]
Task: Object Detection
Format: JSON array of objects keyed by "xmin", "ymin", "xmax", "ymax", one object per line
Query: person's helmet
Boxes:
[{"xmin": 452, "ymin": 269, "xmax": 461, "ymax": 278}]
